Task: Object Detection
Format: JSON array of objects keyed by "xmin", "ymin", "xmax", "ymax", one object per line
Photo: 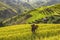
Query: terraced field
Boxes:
[
  {"xmin": 0, "ymin": 24, "xmax": 60, "ymax": 40},
  {"xmin": 0, "ymin": 2, "xmax": 60, "ymax": 26},
  {"xmin": 0, "ymin": 2, "xmax": 26, "ymax": 26},
  {"xmin": 25, "ymin": 4, "xmax": 60, "ymax": 24},
  {"xmin": 0, "ymin": 2, "xmax": 33, "ymax": 25},
  {"xmin": 0, "ymin": 2, "xmax": 17, "ymax": 24}
]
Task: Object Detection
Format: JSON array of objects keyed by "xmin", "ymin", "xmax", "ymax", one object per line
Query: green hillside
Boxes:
[
  {"xmin": 0, "ymin": 2, "xmax": 60, "ymax": 40},
  {"xmin": 0, "ymin": 24, "xmax": 60, "ymax": 40},
  {"xmin": 0, "ymin": 3, "xmax": 60, "ymax": 26},
  {"xmin": 9, "ymin": 4, "xmax": 60, "ymax": 24},
  {"xmin": 25, "ymin": 4, "xmax": 60, "ymax": 24},
  {"xmin": 0, "ymin": 2, "xmax": 32, "ymax": 26},
  {"xmin": 0, "ymin": 2, "xmax": 18, "ymax": 26}
]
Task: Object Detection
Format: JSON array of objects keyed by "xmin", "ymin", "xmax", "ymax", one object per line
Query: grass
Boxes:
[{"xmin": 0, "ymin": 24, "xmax": 60, "ymax": 40}]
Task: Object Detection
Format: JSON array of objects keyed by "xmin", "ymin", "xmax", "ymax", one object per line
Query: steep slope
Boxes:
[
  {"xmin": 0, "ymin": 0, "xmax": 34, "ymax": 14},
  {"xmin": 23, "ymin": 0, "xmax": 60, "ymax": 8},
  {"xmin": 46, "ymin": 0, "xmax": 60, "ymax": 5},
  {"xmin": 0, "ymin": 2, "xmax": 60, "ymax": 26},
  {"xmin": 9, "ymin": 4, "xmax": 60, "ymax": 24},
  {"xmin": 0, "ymin": 2, "xmax": 33, "ymax": 26},
  {"xmin": 0, "ymin": 2, "xmax": 17, "ymax": 26},
  {"xmin": 3, "ymin": 4, "xmax": 60, "ymax": 25},
  {"xmin": 24, "ymin": 4, "xmax": 60, "ymax": 24}
]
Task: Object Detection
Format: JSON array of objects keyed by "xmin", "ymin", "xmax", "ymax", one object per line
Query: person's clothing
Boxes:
[{"xmin": 31, "ymin": 24, "xmax": 38, "ymax": 33}]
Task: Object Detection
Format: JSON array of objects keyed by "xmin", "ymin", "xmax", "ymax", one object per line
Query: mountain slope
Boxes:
[
  {"xmin": 0, "ymin": 0, "xmax": 34, "ymax": 14},
  {"xmin": 24, "ymin": 4, "xmax": 60, "ymax": 24},
  {"xmin": 0, "ymin": 2, "xmax": 60, "ymax": 26},
  {"xmin": 0, "ymin": 2, "xmax": 17, "ymax": 26},
  {"xmin": 2, "ymin": 3, "xmax": 60, "ymax": 26},
  {"xmin": 9, "ymin": 4, "xmax": 60, "ymax": 24}
]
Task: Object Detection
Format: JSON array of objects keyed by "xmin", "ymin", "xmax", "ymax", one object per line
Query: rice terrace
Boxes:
[
  {"xmin": 0, "ymin": 24, "xmax": 60, "ymax": 40},
  {"xmin": 0, "ymin": 0, "xmax": 60, "ymax": 40}
]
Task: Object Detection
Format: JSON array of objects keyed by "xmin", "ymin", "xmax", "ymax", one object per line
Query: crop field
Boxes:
[
  {"xmin": 0, "ymin": 0, "xmax": 60, "ymax": 40},
  {"xmin": 0, "ymin": 24, "xmax": 60, "ymax": 40},
  {"xmin": 25, "ymin": 4, "xmax": 60, "ymax": 24},
  {"xmin": 0, "ymin": 2, "xmax": 60, "ymax": 25}
]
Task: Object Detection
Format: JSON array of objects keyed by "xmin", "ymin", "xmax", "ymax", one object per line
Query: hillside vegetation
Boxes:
[
  {"xmin": 3, "ymin": 4, "xmax": 60, "ymax": 25},
  {"xmin": 0, "ymin": 2, "xmax": 60, "ymax": 26},
  {"xmin": 0, "ymin": 2, "xmax": 33, "ymax": 26},
  {"xmin": 0, "ymin": 2, "xmax": 18, "ymax": 26},
  {"xmin": 0, "ymin": 1, "xmax": 60, "ymax": 40},
  {"xmin": 25, "ymin": 4, "xmax": 60, "ymax": 24},
  {"xmin": 0, "ymin": 24, "xmax": 60, "ymax": 40}
]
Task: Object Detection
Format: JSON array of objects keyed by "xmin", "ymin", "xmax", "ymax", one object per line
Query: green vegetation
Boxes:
[
  {"xmin": 0, "ymin": 24, "xmax": 60, "ymax": 40},
  {"xmin": 1, "ymin": 3, "xmax": 60, "ymax": 26},
  {"xmin": 0, "ymin": 2, "xmax": 18, "ymax": 26},
  {"xmin": 0, "ymin": 2, "xmax": 33, "ymax": 26},
  {"xmin": 0, "ymin": 2, "xmax": 60, "ymax": 40},
  {"xmin": 25, "ymin": 4, "xmax": 60, "ymax": 24},
  {"xmin": 0, "ymin": 2, "xmax": 60, "ymax": 26}
]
